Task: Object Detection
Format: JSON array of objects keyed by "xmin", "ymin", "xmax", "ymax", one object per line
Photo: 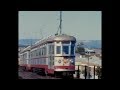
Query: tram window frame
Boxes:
[
  {"xmin": 71, "ymin": 41, "xmax": 75, "ymax": 44},
  {"xmin": 49, "ymin": 45, "xmax": 54, "ymax": 54},
  {"xmin": 56, "ymin": 46, "xmax": 61, "ymax": 54},
  {"xmin": 62, "ymin": 41, "xmax": 70, "ymax": 44},
  {"xmin": 36, "ymin": 50, "xmax": 38, "ymax": 56}
]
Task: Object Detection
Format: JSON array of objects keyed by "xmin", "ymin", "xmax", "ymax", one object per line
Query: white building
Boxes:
[{"xmin": 75, "ymin": 53, "xmax": 101, "ymax": 66}]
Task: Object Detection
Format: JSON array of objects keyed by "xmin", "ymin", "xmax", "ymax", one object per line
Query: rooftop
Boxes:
[{"xmin": 75, "ymin": 53, "xmax": 101, "ymax": 66}]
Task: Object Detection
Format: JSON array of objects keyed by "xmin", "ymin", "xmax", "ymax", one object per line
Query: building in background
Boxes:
[{"xmin": 74, "ymin": 50, "xmax": 101, "ymax": 79}]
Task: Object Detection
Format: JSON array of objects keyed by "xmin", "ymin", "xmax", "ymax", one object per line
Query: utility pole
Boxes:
[
  {"xmin": 55, "ymin": 11, "xmax": 62, "ymax": 35},
  {"xmin": 85, "ymin": 66, "xmax": 87, "ymax": 79},
  {"xmin": 59, "ymin": 11, "xmax": 62, "ymax": 35},
  {"xmin": 30, "ymin": 34, "xmax": 32, "ymax": 46},
  {"xmin": 94, "ymin": 65, "xmax": 95, "ymax": 79},
  {"xmin": 86, "ymin": 52, "xmax": 90, "ymax": 79},
  {"xmin": 77, "ymin": 65, "xmax": 80, "ymax": 79}
]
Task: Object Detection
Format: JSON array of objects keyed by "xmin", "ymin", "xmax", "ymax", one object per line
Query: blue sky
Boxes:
[{"xmin": 19, "ymin": 11, "xmax": 101, "ymax": 40}]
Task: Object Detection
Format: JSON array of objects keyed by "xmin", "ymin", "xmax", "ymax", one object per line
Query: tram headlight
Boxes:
[
  {"xmin": 70, "ymin": 59, "xmax": 74, "ymax": 64},
  {"xmin": 70, "ymin": 60, "xmax": 73, "ymax": 63}
]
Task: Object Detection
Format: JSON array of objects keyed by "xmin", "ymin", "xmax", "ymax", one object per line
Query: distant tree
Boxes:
[
  {"xmin": 95, "ymin": 66, "xmax": 102, "ymax": 79},
  {"xmin": 76, "ymin": 42, "xmax": 85, "ymax": 55}
]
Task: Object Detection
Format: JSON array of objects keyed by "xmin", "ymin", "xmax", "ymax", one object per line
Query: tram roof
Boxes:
[
  {"xmin": 24, "ymin": 34, "xmax": 76, "ymax": 50},
  {"xmin": 47, "ymin": 34, "xmax": 76, "ymax": 42}
]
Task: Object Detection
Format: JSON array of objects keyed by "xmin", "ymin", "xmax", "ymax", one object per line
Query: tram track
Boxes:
[{"xmin": 18, "ymin": 68, "xmax": 62, "ymax": 79}]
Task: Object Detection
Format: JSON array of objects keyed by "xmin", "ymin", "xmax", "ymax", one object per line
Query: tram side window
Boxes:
[
  {"xmin": 23, "ymin": 54, "xmax": 24, "ymax": 59},
  {"xmin": 30, "ymin": 52, "xmax": 32, "ymax": 57},
  {"xmin": 51, "ymin": 45, "xmax": 54, "ymax": 54},
  {"xmin": 32, "ymin": 51, "xmax": 34, "ymax": 57},
  {"xmin": 25, "ymin": 53, "xmax": 27, "ymax": 58},
  {"xmin": 49, "ymin": 45, "xmax": 51, "ymax": 54},
  {"xmin": 56, "ymin": 46, "xmax": 61, "ymax": 54},
  {"xmin": 26, "ymin": 53, "xmax": 28, "ymax": 58},
  {"xmin": 32, "ymin": 52, "xmax": 33, "ymax": 57},
  {"xmin": 29, "ymin": 53, "xmax": 30, "ymax": 58},
  {"xmin": 49, "ymin": 45, "xmax": 54, "ymax": 54},
  {"xmin": 42, "ymin": 47, "xmax": 44, "ymax": 55},
  {"xmin": 44, "ymin": 47, "xmax": 46, "ymax": 55},
  {"xmin": 23, "ymin": 54, "xmax": 26, "ymax": 59},
  {"xmin": 35, "ymin": 50, "xmax": 37, "ymax": 56},
  {"xmin": 33, "ymin": 51, "xmax": 35, "ymax": 57},
  {"xmin": 36, "ymin": 50, "xmax": 38, "ymax": 56},
  {"xmin": 62, "ymin": 46, "xmax": 69, "ymax": 54},
  {"xmin": 23, "ymin": 54, "xmax": 25, "ymax": 59},
  {"xmin": 32, "ymin": 51, "xmax": 33, "ymax": 57},
  {"xmin": 39, "ymin": 49, "xmax": 41, "ymax": 56},
  {"xmin": 34, "ymin": 51, "xmax": 35, "ymax": 57},
  {"xmin": 43, "ymin": 47, "xmax": 44, "ymax": 55},
  {"xmin": 71, "ymin": 45, "xmax": 74, "ymax": 55},
  {"xmin": 40, "ymin": 48, "xmax": 42, "ymax": 56},
  {"xmin": 43, "ymin": 47, "xmax": 46, "ymax": 55},
  {"xmin": 41, "ymin": 48, "xmax": 42, "ymax": 55}
]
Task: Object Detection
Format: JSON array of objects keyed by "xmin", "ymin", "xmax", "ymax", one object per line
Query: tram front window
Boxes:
[
  {"xmin": 56, "ymin": 46, "xmax": 61, "ymax": 54},
  {"xmin": 71, "ymin": 41, "xmax": 75, "ymax": 45},
  {"xmin": 62, "ymin": 46, "xmax": 69, "ymax": 54}
]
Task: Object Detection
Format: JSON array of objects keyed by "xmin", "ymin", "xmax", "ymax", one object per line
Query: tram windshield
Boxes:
[{"xmin": 62, "ymin": 46, "xmax": 69, "ymax": 54}]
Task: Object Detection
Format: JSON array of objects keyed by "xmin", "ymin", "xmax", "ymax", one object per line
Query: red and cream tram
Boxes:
[{"xmin": 19, "ymin": 34, "xmax": 76, "ymax": 77}]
